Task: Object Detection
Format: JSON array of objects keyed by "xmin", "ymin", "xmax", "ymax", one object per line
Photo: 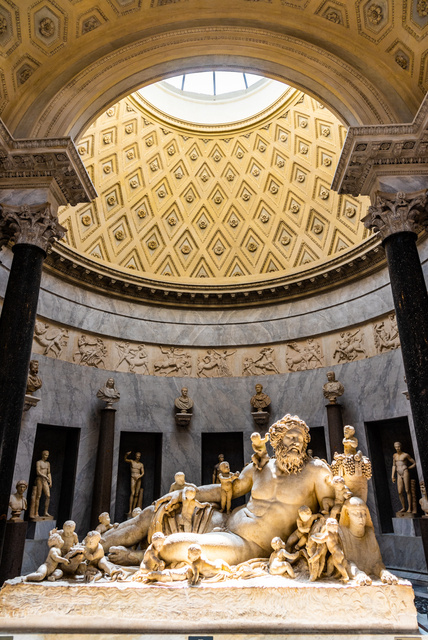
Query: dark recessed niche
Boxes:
[
  {"xmin": 115, "ymin": 431, "xmax": 162, "ymax": 524},
  {"xmin": 365, "ymin": 416, "xmax": 419, "ymax": 533},
  {"xmin": 201, "ymin": 431, "xmax": 245, "ymax": 508},
  {"xmin": 308, "ymin": 425, "xmax": 328, "ymax": 460},
  {"xmin": 26, "ymin": 423, "xmax": 80, "ymax": 535}
]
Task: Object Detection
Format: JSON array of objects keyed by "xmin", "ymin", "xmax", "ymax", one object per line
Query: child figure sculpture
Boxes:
[
  {"xmin": 24, "ymin": 532, "xmax": 69, "ymax": 582},
  {"xmin": 309, "ymin": 518, "xmax": 349, "ymax": 582},
  {"xmin": 218, "ymin": 461, "xmax": 240, "ymax": 514},
  {"xmin": 96, "ymin": 512, "xmax": 119, "ymax": 534},
  {"xmin": 52, "ymin": 520, "xmax": 79, "ymax": 554},
  {"xmin": 187, "ymin": 543, "xmax": 232, "ymax": 585},
  {"xmin": 250, "ymin": 432, "xmax": 270, "ymax": 471},
  {"xmin": 286, "ymin": 505, "xmax": 322, "ymax": 550},
  {"xmin": 268, "ymin": 537, "xmax": 299, "ymax": 578},
  {"xmin": 140, "ymin": 532, "xmax": 166, "ymax": 572},
  {"xmin": 165, "ymin": 485, "xmax": 210, "ymax": 533},
  {"xmin": 321, "ymin": 476, "xmax": 353, "ymax": 520}
]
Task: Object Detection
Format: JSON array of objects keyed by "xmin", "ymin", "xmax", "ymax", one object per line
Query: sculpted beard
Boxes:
[{"xmin": 275, "ymin": 441, "xmax": 307, "ymax": 474}]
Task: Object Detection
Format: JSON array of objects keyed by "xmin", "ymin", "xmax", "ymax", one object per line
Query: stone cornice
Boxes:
[
  {"xmin": 46, "ymin": 235, "xmax": 385, "ymax": 308},
  {"xmin": 0, "ymin": 120, "xmax": 97, "ymax": 206},
  {"xmin": 332, "ymin": 94, "xmax": 428, "ymax": 197}
]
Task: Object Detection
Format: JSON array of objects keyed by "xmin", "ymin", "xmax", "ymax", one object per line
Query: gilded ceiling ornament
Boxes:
[
  {"xmin": 236, "ymin": 151, "xmax": 244, "ymax": 158},
  {"xmin": 214, "ymin": 245, "xmax": 224, "ymax": 255},
  {"xmin": 150, "ymin": 161, "xmax": 159, "ymax": 171},
  {"xmin": 325, "ymin": 10, "xmax": 341, "ymax": 23},
  {"xmin": 78, "ymin": 146, "xmax": 86, "ymax": 155},
  {"xmin": 345, "ymin": 207, "xmax": 356, "ymax": 218},
  {"xmin": 167, "ymin": 146, "xmax": 175, "ymax": 156},
  {"xmin": 168, "ymin": 217, "xmax": 177, "ymax": 226},
  {"xmin": 157, "ymin": 189, "xmax": 166, "ymax": 198},
  {"xmin": 367, "ymin": 4, "xmax": 383, "ymax": 24},
  {"xmin": 130, "ymin": 179, "xmax": 138, "ymax": 188},
  {"xmin": 186, "ymin": 193, "xmax": 194, "ymax": 203},
  {"xmin": 279, "ymin": 134, "xmax": 287, "ymax": 142},
  {"xmin": 137, "ymin": 209, "xmax": 146, "ymax": 218},
  {"xmin": 270, "ymin": 185, "xmax": 279, "ymax": 194},
  {"xmin": 103, "ymin": 134, "xmax": 112, "ymax": 144},
  {"xmin": 181, "ymin": 244, "xmax": 191, "ymax": 254},
  {"xmin": 290, "ymin": 203, "xmax": 300, "ymax": 213},
  {"xmin": 297, "ymin": 174, "xmax": 305, "ymax": 183},
  {"xmin": 39, "ymin": 17, "xmax": 55, "ymax": 38},
  {"xmin": 214, "ymin": 195, "xmax": 223, "ymax": 204},
  {"xmin": 252, "ymin": 168, "xmax": 260, "ymax": 176},
  {"xmin": 199, "ymin": 220, "xmax": 207, "ymax": 229},
  {"xmin": 213, "ymin": 153, "xmax": 222, "ymax": 162},
  {"xmin": 175, "ymin": 169, "xmax": 183, "ymax": 179},
  {"xmin": 300, "ymin": 145, "xmax": 309, "ymax": 154},
  {"xmin": 300, "ymin": 120, "xmax": 308, "ymax": 128},
  {"xmin": 281, "ymin": 236, "xmax": 290, "ymax": 245},
  {"xmin": 277, "ymin": 159, "xmax": 285, "ymax": 168},
  {"xmin": 201, "ymin": 173, "xmax": 209, "ymax": 182},
  {"xmin": 125, "ymin": 125, "xmax": 133, "ymax": 134},
  {"xmin": 321, "ymin": 127, "xmax": 331, "ymax": 136},
  {"xmin": 260, "ymin": 213, "xmax": 270, "ymax": 223},
  {"xmin": 258, "ymin": 143, "xmax": 267, "ymax": 152},
  {"xmin": 0, "ymin": 16, "xmax": 7, "ymax": 35},
  {"xmin": 320, "ymin": 188, "xmax": 329, "ymax": 200},
  {"xmin": 18, "ymin": 67, "xmax": 33, "ymax": 85},
  {"xmin": 248, "ymin": 242, "xmax": 258, "ymax": 252},
  {"xmin": 323, "ymin": 157, "xmax": 332, "ymax": 166},
  {"xmin": 395, "ymin": 55, "xmax": 408, "ymax": 70},
  {"xmin": 146, "ymin": 138, "xmax": 154, "ymax": 147},
  {"xmin": 81, "ymin": 215, "xmax": 92, "ymax": 226},
  {"xmin": 148, "ymin": 240, "xmax": 158, "ymax": 249},
  {"xmin": 103, "ymin": 165, "xmax": 111, "ymax": 174},
  {"xmin": 82, "ymin": 16, "xmax": 100, "ymax": 34},
  {"xmin": 417, "ymin": 0, "xmax": 428, "ymax": 16},
  {"xmin": 226, "ymin": 172, "xmax": 234, "ymax": 181},
  {"xmin": 190, "ymin": 152, "xmax": 198, "ymax": 160},
  {"xmin": 242, "ymin": 192, "xmax": 251, "ymax": 201},
  {"xmin": 313, "ymin": 223, "xmax": 323, "ymax": 234},
  {"xmin": 107, "ymin": 195, "xmax": 116, "ymax": 205},
  {"xmin": 115, "ymin": 230, "xmax": 125, "ymax": 241},
  {"xmin": 229, "ymin": 218, "xmax": 239, "ymax": 228},
  {"xmin": 106, "ymin": 108, "xmax": 115, "ymax": 117},
  {"xmin": 126, "ymin": 150, "xmax": 135, "ymax": 159}
]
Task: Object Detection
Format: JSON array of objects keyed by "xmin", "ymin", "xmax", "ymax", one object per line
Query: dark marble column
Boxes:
[
  {"xmin": 0, "ymin": 203, "xmax": 64, "ymax": 563},
  {"xmin": 363, "ymin": 190, "xmax": 428, "ymax": 487},
  {"xmin": 325, "ymin": 403, "xmax": 344, "ymax": 462},
  {"xmin": 90, "ymin": 407, "xmax": 116, "ymax": 529}
]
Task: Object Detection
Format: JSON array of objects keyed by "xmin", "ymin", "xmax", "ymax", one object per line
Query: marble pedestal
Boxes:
[
  {"xmin": 392, "ymin": 516, "xmax": 421, "ymax": 536},
  {"xmin": 0, "ymin": 576, "xmax": 418, "ymax": 634}
]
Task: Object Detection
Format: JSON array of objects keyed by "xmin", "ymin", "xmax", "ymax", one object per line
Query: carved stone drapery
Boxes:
[
  {"xmin": 0, "ymin": 203, "xmax": 65, "ymax": 254},
  {"xmin": 362, "ymin": 190, "xmax": 428, "ymax": 241}
]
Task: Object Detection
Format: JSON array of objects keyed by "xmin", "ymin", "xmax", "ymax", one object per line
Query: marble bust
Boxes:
[
  {"xmin": 26, "ymin": 360, "xmax": 42, "ymax": 395},
  {"xmin": 250, "ymin": 383, "xmax": 271, "ymax": 412},
  {"xmin": 97, "ymin": 378, "xmax": 120, "ymax": 408},
  {"xmin": 323, "ymin": 371, "xmax": 344, "ymax": 404},
  {"xmin": 9, "ymin": 480, "xmax": 28, "ymax": 521},
  {"xmin": 174, "ymin": 387, "xmax": 193, "ymax": 413}
]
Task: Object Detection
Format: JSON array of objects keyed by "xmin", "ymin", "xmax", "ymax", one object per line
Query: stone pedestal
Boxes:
[
  {"xmin": 0, "ymin": 520, "xmax": 27, "ymax": 585},
  {"xmin": 325, "ymin": 402, "xmax": 344, "ymax": 461},
  {"xmin": 392, "ymin": 516, "xmax": 421, "ymax": 537},
  {"xmin": 251, "ymin": 411, "xmax": 270, "ymax": 430},
  {"xmin": 21, "ymin": 519, "xmax": 56, "ymax": 576},
  {"xmin": 90, "ymin": 407, "xmax": 116, "ymax": 529},
  {"xmin": 0, "ymin": 577, "xmax": 418, "ymax": 634},
  {"xmin": 175, "ymin": 412, "xmax": 192, "ymax": 427}
]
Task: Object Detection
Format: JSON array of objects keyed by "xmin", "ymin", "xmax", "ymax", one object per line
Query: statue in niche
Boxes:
[
  {"xmin": 420, "ymin": 482, "xmax": 428, "ymax": 517},
  {"xmin": 153, "ymin": 346, "xmax": 191, "ymax": 377},
  {"xmin": 212, "ymin": 454, "xmax": 225, "ymax": 484},
  {"xmin": 174, "ymin": 387, "xmax": 193, "ymax": 413},
  {"xmin": 29, "ymin": 450, "xmax": 53, "ymax": 520},
  {"xmin": 250, "ymin": 383, "xmax": 271, "ymax": 413},
  {"xmin": 339, "ymin": 497, "xmax": 397, "ymax": 585},
  {"xmin": 34, "ymin": 321, "xmax": 69, "ymax": 358},
  {"xmin": 331, "ymin": 425, "xmax": 372, "ymax": 502},
  {"xmin": 26, "ymin": 359, "xmax": 42, "ymax": 395},
  {"xmin": 124, "ymin": 451, "xmax": 145, "ymax": 515},
  {"xmin": 333, "ymin": 330, "xmax": 367, "ymax": 363},
  {"xmin": 9, "ymin": 480, "xmax": 28, "ymax": 521},
  {"xmin": 373, "ymin": 312, "xmax": 400, "ymax": 353},
  {"xmin": 97, "ymin": 378, "xmax": 120, "ymax": 408},
  {"xmin": 392, "ymin": 441, "xmax": 416, "ymax": 516},
  {"xmin": 322, "ymin": 371, "xmax": 344, "ymax": 404},
  {"xmin": 74, "ymin": 334, "xmax": 107, "ymax": 368}
]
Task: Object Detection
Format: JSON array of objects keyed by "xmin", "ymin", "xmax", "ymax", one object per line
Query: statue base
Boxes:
[
  {"xmin": 175, "ymin": 412, "xmax": 192, "ymax": 427},
  {"xmin": 251, "ymin": 411, "xmax": 270, "ymax": 429},
  {"xmin": 0, "ymin": 576, "xmax": 417, "ymax": 634},
  {"xmin": 395, "ymin": 510, "xmax": 415, "ymax": 519},
  {"xmin": 23, "ymin": 393, "xmax": 40, "ymax": 412}
]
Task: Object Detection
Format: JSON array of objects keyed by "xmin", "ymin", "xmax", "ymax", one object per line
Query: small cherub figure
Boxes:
[
  {"xmin": 342, "ymin": 425, "xmax": 358, "ymax": 455},
  {"xmin": 96, "ymin": 512, "xmax": 119, "ymax": 534},
  {"xmin": 140, "ymin": 532, "xmax": 166, "ymax": 572},
  {"xmin": 268, "ymin": 537, "xmax": 299, "ymax": 578},
  {"xmin": 250, "ymin": 432, "xmax": 270, "ymax": 471},
  {"xmin": 309, "ymin": 517, "xmax": 349, "ymax": 582},
  {"xmin": 187, "ymin": 543, "xmax": 232, "ymax": 585},
  {"xmin": 132, "ymin": 507, "xmax": 143, "ymax": 518},
  {"xmin": 321, "ymin": 476, "xmax": 353, "ymax": 520},
  {"xmin": 52, "ymin": 520, "xmax": 78, "ymax": 554},
  {"xmin": 218, "ymin": 461, "xmax": 240, "ymax": 514},
  {"xmin": 173, "ymin": 485, "xmax": 210, "ymax": 533},
  {"xmin": 24, "ymin": 532, "xmax": 69, "ymax": 582},
  {"xmin": 286, "ymin": 505, "xmax": 322, "ymax": 550}
]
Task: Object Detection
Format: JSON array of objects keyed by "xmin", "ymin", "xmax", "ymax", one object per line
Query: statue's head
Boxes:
[
  {"xmin": 183, "ymin": 486, "xmax": 197, "ymax": 500},
  {"xmin": 394, "ymin": 441, "xmax": 402, "ymax": 452},
  {"xmin": 271, "ymin": 536, "xmax": 285, "ymax": 551},
  {"xmin": 29, "ymin": 360, "xmax": 39, "ymax": 374},
  {"xmin": 219, "ymin": 461, "xmax": 230, "ymax": 474},
  {"xmin": 106, "ymin": 378, "xmax": 115, "ymax": 388},
  {"xmin": 339, "ymin": 496, "xmax": 370, "ymax": 537},
  {"xmin": 63, "ymin": 520, "xmax": 76, "ymax": 532},
  {"xmin": 16, "ymin": 480, "xmax": 27, "ymax": 494},
  {"xmin": 188, "ymin": 544, "xmax": 202, "ymax": 561},
  {"xmin": 152, "ymin": 532, "xmax": 165, "ymax": 550},
  {"xmin": 83, "ymin": 530, "xmax": 101, "ymax": 550},
  {"xmin": 41, "ymin": 450, "xmax": 49, "ymax": 460},
  {"xmin": 174, "ymin": 472, "xmax": 185, "ymax": 485},
  {"xmin": 255, "ymin": 383, "xmax": 263, "ymax": 394},
  {"xmin": 268, "ymin": 414, "xmax": 310, "ymax": 474},
  {"xmin": 135, "ymin": 452, "xmax": 141, "ymax": 460},
  {"xmin": 218, "ymin": 454, "xmax": 224, "ymax": 463},
  {"xmin": 48, "ymin": 532, "xmax": 64, "ymax": 548},
  {"xmin": 99, "ymin": 512, "xmax": 110, "ymax": 525},
  {"xmin": 181, "ymin": 387, "xmax": 188, "ymax": 397},
  {"xmin": 326, "ymin": 371, "xmax": 335, "ymax": 381}
]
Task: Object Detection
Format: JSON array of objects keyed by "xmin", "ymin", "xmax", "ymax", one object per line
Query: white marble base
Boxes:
[
  {"xmin": 392, "ymin": 517, "xmax": 421, "ymax": 537},
  {"xmin": 0, "ymin": 576, "xmax": 418, "ymax": 634}
]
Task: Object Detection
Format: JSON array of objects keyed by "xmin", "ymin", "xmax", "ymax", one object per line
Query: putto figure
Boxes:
[{"xmin": 29, "ymin": 450, "xmax": 52, "ymax": 520}]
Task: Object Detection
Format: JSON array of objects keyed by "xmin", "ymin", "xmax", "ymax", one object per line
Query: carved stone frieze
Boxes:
[
  {"xmin": 362, "ymin": 190, "xmax": 428, "ymax": 240},
  {"xmin": 373, "ymin": 312, "xmax": 400, "ymax": 353},
  {"xmin": 333, "ymin": 329, "xmax": 367, "ymax": 363},
  {"xmin": 285, "ymin": 338, "xmax": 323, "ymax": 371},
  {"xmin": 0, "ymin": 203, "xmax": 65, "ymax": 253}
]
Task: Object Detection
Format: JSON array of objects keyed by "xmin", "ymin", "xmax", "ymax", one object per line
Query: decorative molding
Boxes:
[
  {"xmin": 0, "ymin": 202, "xmax": 65, "ymax": 252},
  {"xmin": 363, "ymin": 189, "xmax": 428, "ymax": 240}
]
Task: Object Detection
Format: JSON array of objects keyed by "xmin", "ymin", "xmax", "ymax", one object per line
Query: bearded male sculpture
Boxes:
[{"xmin": 104, "ymin": 414, "xmax": 334, "ymax": 566}]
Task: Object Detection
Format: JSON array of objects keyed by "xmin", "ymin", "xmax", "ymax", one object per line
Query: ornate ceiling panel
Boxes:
[{"xmin": 57, "ymin": 89, "xmax": 371, "ymax": 290}]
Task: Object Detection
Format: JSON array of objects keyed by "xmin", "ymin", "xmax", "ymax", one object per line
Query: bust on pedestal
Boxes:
[
  {"xmin": 250, "ymin": 383, "xmax": 271, "ymax": 429},
  {"xmin": 24, "ymin": 359, "xmax": 42, "ymax": 411},
  {"xmin": 174, "ymin": 387, "xmax": 193, "ymax": 427}
]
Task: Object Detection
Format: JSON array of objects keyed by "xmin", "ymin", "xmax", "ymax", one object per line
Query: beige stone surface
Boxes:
[{"xmin": 0, "ymin": 577, "xmax": 418, "ymax": 634}]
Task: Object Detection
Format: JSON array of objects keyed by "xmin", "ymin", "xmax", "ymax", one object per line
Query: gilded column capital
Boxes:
[
  {"xmin": 0, "ymin": 203, "xmax": 65, "ymax": 253},
  {"xmin": 362, "ymin": 190, "xmax": 428, "ymax": 242}
]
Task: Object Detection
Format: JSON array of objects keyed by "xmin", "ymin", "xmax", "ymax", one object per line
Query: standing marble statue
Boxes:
[
  {"xmin": 392, "ymin": 442, "xmax": 416, "ymax": 516},
  {"xmin": 26, "ymin": 360, "xmax": 42, "ymax": 395},
  {"xmin": 174, "ymin": 387, "xmax": 193, "ymax": 413},
  {"xmin": 29, "ymin": 450, "xmax": 52, "ymax": 519},
  {"xmin": 124, "ymin": 451, "xmax": 145, "ymax": 515},
  {"xmin": 97, "ymin": 378, "xmax": 120, "ymax": 408},
  {"xmin": 323, "ymin": 371, "xmax": 344, "ymax": 404},
  {"xmin": 9, "ymin": 480, "xmax": 28, "ymax": 521}
]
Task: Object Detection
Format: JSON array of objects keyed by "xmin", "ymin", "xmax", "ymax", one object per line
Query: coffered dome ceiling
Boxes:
[{"xmin": 52, "ymin": 82, "xmax": 379, "ymax": 306}]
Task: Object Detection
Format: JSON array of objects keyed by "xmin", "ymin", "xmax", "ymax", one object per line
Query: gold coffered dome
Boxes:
[{"xmin": 53, "ymin": 81, "xmax": 377, "ymax": 307}]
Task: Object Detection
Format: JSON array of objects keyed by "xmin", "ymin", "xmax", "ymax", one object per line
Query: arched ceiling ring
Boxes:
[{"xmin": 9, "ymin": 27, "xmax": 411, "ymax": 141}]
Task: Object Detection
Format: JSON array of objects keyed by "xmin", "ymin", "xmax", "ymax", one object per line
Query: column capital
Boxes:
[
  {"xmin": 362, "ymin": 190, "xmax": 428, "ymax": 242},
  {"xmin": 0, "ymin": 202, "xmax": 65, "ymax": 253}
]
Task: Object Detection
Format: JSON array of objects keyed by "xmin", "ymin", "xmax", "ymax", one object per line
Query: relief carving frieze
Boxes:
[{"xmin": 31, "ymin": 310, "xmax": 401, "ymax": 378}]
